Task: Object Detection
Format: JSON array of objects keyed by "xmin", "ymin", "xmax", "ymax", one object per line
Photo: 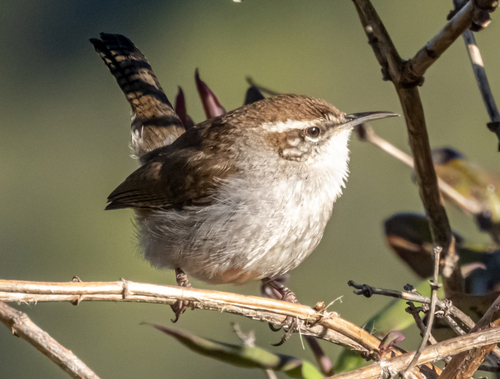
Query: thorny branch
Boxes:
[
  {"xmin": 329, "ymin": 325, "xmax": 500, "ymax": 379},
  {"xmin": 348, "ymin": 281, "xmax": 476, "ymax": 334},
  {"xmin": 405, "ymin": 302, "xmax": 500, "ymax": 373},
  {"xmin": 0, "ymin": 278, "xmax": 377, "ymax": 353},
  {"xmin": 4, "ymin": 279, "xmax": 500, "ymax": 378},
  {"xmin": 349, "ymin": 281, "xmax": 500, "ymax": 369},
  {"xmin": 405, "ymin": 302, "xmax": 441, "ymax": 349},
  {"xmin": 1, "ymin": 278, "xmax": 442, "ymax": 379}
]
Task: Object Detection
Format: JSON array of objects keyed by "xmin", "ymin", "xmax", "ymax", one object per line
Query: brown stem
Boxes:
[
  {"xmin": 352, "ymin": 0, "xmax": 462, "ymax": 295},
  {"xmin": 462, "ymin": 28, "xmax": 500, "ymax": 149},
  {"xmin": 439, "ymin": 294, "xmax": 500, "ymax": 378},
  {"xmin": 403, "ymin": 1, "xmax": 476, "ymax": 84},
  {"xmin": 0, "ymin": 301, "xmax": 100, "ymax": 379},
  {"xmin": 329, "ymin": 326, "xmax": 500, "ymax": 379},
  {"xmin": 0, "ymin": 278, "xmax": 376, "ymax": 353},
  {"xmin": 403, "ymin": 247, "xmax": 441, "ymax": 375}
]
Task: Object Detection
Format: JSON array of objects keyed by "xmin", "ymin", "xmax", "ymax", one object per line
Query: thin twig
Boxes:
[
  {"xmin": 348, "ymin": 280, "xmax": 500, "ymax": 368},
  {"xmin": 402, "ymin": 1, "xmax": 474, "ymax": 84},
  {"xmin": 406, "ymin": 302, "xmax": 455, "ymax": 366},
  {"xmin": 463, "ymin": 29, "xmax": 500, "ymax": 124},
  {"xmin": 328, "ymin": 325, "xmax": 500, "ymax": 379},
  {"xmin": 469, "ymin": 293, "xmax": 500, "ymax": 333},
  {"xmin": 440, "ymin": 294, "xmax": 500, "ymax": 378},
  {"xmin": 444, "ymin": 313, "xmax": 467, "ymax": 336},
  {"xmin": 348, "ymin": 281, "xmax": 430, "ymax": 303},
  {"xmin": 403, "ymin": 247, "xmax": 442, "ymax": 376},
  {"xmin": 265, "ymin": 369, "xmax": 278, "ymax": 379},
  {"xmin": 0, "ymin": 301, "xmax": 100, "ymax": 379},
  {"xmin": 462, "ymin": 28, "xmax": 500, "ymax": 149},
  {"xmin": 348, "ymin": 280, "xmax": 473, "ymax": 327},
  {"xmin": 405, "ymin": 302, "xmax": 500, "ymax": 373},
  {"xmin": 406, "ymin": 303, "xmax": 440, "ymax": 347}
]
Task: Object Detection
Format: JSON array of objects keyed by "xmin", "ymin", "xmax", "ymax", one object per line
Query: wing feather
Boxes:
[{"xmin": 106, "ymin": 128, "xmax": 236, "ymax": 210}]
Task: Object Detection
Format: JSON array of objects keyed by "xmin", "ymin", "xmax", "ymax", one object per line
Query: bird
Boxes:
[{"xmin": 90, "ymin": 33, "xmax": 398, "ymax": 337}]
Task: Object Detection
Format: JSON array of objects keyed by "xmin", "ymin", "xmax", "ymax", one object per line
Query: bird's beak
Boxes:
[{"xmin": 339, "ymin": 111, "xmax": 400, "ymax": 131}]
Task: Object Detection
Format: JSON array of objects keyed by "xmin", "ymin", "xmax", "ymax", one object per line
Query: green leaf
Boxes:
[
  {"xmin": 150, "ymin": 324, "xmax": 323, "ymax": 379},
  {"xmin": 286, "ymin": 361, "xmax": 324, "ymax": 379},
  {"xmin": 334, "ymin": 349, "xmax": 366, "ymax": 374},
  {"xmin": 432, "ymin": 147, "xmax": 500, "ymax": 223}
]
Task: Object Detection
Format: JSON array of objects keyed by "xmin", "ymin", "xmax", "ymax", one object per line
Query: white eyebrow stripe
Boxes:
[{"xmin": 261, "ymin": 119, "xmax": 322, "ymax": 133}]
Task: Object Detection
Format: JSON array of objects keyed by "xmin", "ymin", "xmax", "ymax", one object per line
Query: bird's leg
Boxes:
[
  {"xmin": 261, "ymin": 276, "xmax": 301, "ymax": 346},
  {"xmin": 170, "ymin": 268, "xmax": 194, "ymax": 323}
]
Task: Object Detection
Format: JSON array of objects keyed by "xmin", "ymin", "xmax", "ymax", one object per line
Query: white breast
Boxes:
[{"xmin": 137, "ymin": 129, "xmax": 352, "ymax": 284}]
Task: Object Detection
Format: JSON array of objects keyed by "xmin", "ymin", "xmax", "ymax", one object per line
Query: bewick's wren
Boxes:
[{"xmin": 91, "ymin": 33, "xmax": 397, "ymax": 321}]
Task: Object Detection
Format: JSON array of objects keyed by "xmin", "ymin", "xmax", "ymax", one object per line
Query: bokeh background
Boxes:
[{"xmin": 1, "ymin": 1, "xmax": 499, "ymax": 378}]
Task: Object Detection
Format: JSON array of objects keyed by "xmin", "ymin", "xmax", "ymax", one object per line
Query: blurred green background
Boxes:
[{"xmin": 1, "ymin": 1, "xmax": 499, "ymax": 378}]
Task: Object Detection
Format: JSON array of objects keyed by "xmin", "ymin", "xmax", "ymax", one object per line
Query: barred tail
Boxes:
[{"xmin": 90, "ymin": 33, "xmax": 184, "ymax": 159}]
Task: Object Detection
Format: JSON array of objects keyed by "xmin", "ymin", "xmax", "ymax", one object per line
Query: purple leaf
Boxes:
[
  {"xmin": 195, "ymin": 68, "xmax": 226, "ymax": 118},
  {"xmin": 175, "ymin": 86, "xmax": 195, "ymax": 129},
  {"xmin": 379, "ymin": 330, "xmax": 405, "ymax": 355}
]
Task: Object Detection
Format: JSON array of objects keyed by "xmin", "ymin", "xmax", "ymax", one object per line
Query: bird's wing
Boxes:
[
  {"xmin": 106, "ymin": 129, "xmax": 237, "ymax": 211},
  {"xmin": 90, "ymin": 33, "xmax": 185, "ymax": 158}
]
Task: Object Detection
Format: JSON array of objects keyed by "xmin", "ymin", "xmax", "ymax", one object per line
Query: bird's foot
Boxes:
[
  {"xmin": 170, "ymin": 268, "xmax": 194, "ymax": 323},
  {"xmin": 262, "ymin": 276, "xmax": 301, "ymax": 346}
]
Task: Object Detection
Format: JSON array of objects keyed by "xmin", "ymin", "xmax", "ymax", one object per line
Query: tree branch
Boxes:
[
  {"xmin": 352, "ymin": 0, "xmax": 461, "ymax": 296},
  {"xmin": 0, "ymin": 278, "xmax": 375, "ymax": 353},
  {"xmin": 0, "ymin": 301, "xmax": 100, "ymax": 379},
  {"xmin": 1, "ymin": 278, "xmax": 450, "ymax": 378},
  {"xmin": 403, "ymin": 1, "xmax": 476, "ymax": 84}
]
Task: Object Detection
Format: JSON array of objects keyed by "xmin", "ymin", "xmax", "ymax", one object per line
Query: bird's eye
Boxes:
[{"xmin": 306, "ymin": 126, "xmax": 320, "ymax": 139}]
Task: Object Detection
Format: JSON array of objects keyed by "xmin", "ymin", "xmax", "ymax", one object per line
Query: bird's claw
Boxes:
[
  {"xmin": 271, "ymin": 316, "xmax": 300, "ymax": 346},
  {"xmin": 262, "ymin": 276, "xmax": 301, "ymax": 345},
  {"xmin": 170, "ymin": 268, "xmax": 194, "ymax": 322},
  {"xmin": 268, "ymin": 323, "xmax": 283, "ymax": 332},
  {"xmin": 170, "ymin": 299, "xmax": 194, "ymax": 323}
]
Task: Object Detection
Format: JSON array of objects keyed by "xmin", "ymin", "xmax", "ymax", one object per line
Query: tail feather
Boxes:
[{"xmin": 90, "ymin": 33, "xmax": 185, "ymax": 159}]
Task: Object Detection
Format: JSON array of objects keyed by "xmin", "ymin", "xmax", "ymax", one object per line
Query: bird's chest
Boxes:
[{"xmin": 212, "ymin": 162, "xmax": 339, "ymax": 275}]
